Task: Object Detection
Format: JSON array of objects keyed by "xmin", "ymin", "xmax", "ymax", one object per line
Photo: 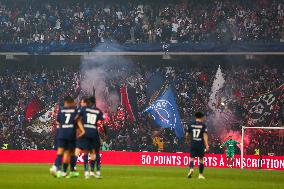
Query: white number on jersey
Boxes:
[
  {"xmin": 65, "ymin": 113, "xmax": 71, "ymax": 124},
  {"xmin": 87, "ymin": 113, "xmax": 97, "ymax": 124},
  {"xmin": 192, "ymin": 129, "xmax": 201, "ymax": 138}
]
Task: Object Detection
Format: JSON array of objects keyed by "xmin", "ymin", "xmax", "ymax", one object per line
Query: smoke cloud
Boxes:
[
  {"xmin": 207, "ymin": 65, "xmax": 248, "ymax": 146},
  {"xmin": 80, "ymin": 43, "xmax": 136, "ymax": 111}
]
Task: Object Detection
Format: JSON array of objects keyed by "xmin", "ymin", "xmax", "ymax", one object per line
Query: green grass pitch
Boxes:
[{"xmin": 0, "ymin": 164, "xmax": 283, "ymax": 189}]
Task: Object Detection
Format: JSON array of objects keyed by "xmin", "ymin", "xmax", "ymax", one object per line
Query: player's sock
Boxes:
[
  {"xmin": 90, "ymin": 160, "xmax": 95, "ymax": 172},
  {"xmin": 70, "ymin": 155, "xmax": 78, "ymax": 172},
  {"xmin": 95, "ymin": 153, "xmax": 101, "ymax": 171},
  {"xmin": 187, "ymin": 160, "xmax": 194, "ymax": 178},
  {"xmin": 83, "ymin": 154, "xmax": 89, "ymax": 171},
  {"xmin": 227, "ymin": 158, "xmax": 230, "ymax": 166},
  {"xmin": 199, "ymin": 163, "xmax": 204, "ymax": 174},
  {"xmin": 55, "ymin": 154, "xmax": 63, "ymax": 170},
  {"xmin": 189, "ymin": 161, "xmax": 194, "ymax": 170},
  {"xmin": 63, "ymin": 163, "xmax": 68, "ymax": 173}
]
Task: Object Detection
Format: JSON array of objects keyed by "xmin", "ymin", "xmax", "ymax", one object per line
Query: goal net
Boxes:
[{"xmin": 241, "ymin": 126, "xmax": 284, "ymax": 169}]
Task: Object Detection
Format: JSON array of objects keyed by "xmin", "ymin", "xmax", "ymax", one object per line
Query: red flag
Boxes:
[
  {"xmin": 119, "ymin": 86, "xmax": 136, "ymax": 122},
  {"xmin": 25, "ymin": 96, "xmax": 43, "ymax": 120}
]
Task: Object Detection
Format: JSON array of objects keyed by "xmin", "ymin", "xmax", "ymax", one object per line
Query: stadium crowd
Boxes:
[
  {"xmin": 0, "ymin": 0, "xmax": 283, "ymax": 46},
  {"xmin": 102, "ymin": 61, "xmax": 284, "ymax": 155},
  {"xmin": 1, "ymin": 58, "xmax": 283, "ymax": 156},
  {"xmin": 0, "ymin": 63, "xmax": 79, "ymax": 149}
]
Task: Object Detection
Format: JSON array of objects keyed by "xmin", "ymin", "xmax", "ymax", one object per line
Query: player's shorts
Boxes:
[
  {"xmin": 76, "ymin": 136, "xmax": 100, "ymax": 151},
  {"xmin": 190, "ymin": 144, "xmax": 205, "ymax": 158},
  {"xmin": 57, "ymin": 139, "xmax": 76, "ymax": 150},
  {"xmin": 226, "ymin": 151, "xmax": 235, "ymax": 158}
]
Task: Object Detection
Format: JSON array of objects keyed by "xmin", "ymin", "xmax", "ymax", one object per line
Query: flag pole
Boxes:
[
  {"xmin": 149, "ymin": 81, "xmax": 169, "ymax": 104},
  {"xmin": 241, "ymin": 126, "xmax": 244, "ymax": 169}
]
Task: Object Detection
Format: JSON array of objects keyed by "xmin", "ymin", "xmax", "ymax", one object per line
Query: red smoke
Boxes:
[
  {"xmin": 103, "ymin": 113, "xmax": 111, "ymax": 122},
  {"xmin": 221, "ymin": 130, "xmax": 250, "ymax": 150},
  {"xmin": 96, "ymin": 99, "xmax": 109, "ymax": 112}
]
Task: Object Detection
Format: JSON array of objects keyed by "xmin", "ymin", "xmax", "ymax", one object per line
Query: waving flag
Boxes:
[
  {"xmin": 145, "ymin": 72, "xmax": 166, "ymax": 103},
  {"xmin": 246, "ymin": 84, "xmax": 284, "ymax": 127},
  {"xmin": 144, "ymin": 87, "xmax": 184, "ymax": 138},
  {"xmin": 25, "ymin": 96, "xmax": 44, "ymax": 121},
  {"xmin": 119, "ymin": 85, "xmax": 137, "ymax": 122}
]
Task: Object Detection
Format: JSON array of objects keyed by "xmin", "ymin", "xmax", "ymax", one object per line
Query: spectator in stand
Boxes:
[
  {"xmin": 1, "ymin": 57, "xmax": 284, "ymax": 154},
  {"xmin": 0, "ymin": 0, "xmax": 283, "ymax": 46}
]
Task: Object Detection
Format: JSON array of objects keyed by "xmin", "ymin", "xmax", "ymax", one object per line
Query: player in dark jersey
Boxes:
[
  {"xmin": 64, "ymin": 97, "xmax": 89, "ymax": 178},
  {"xmin": 50, "ymin": 96, "xmax": 85, "ymax": 178},
  {"xmin": 185, "ymin": 112, "xmax": 209, "ymax": 179},
  {"xmin": 75, "ymin": 97, "xmax": 106, "ymax": 179},
  {"xmin": 50, "ymin": 124, "xmax": 76, "ymax": 177},
  {"xmin": 60, "ymin": 97, "xmax": 89, "ymax": 178}
]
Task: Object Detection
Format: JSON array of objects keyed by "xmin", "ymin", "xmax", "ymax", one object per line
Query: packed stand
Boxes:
[
  {"xmin": 0, "ymin": 0, "xmax": 283, "ymax": 46},
  {"xmin": 0, "ymin": 64, "xmax": 79, "ymax": 149},
  {"xmin": 81, "ymin": 61, "xmax": 284, "ymax": 155},
  {"xmin": 1, "ymin": 60, "xmax": 284, "ymax": 155}
]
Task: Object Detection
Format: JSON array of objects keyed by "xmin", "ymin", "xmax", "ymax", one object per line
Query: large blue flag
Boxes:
[{"xmin": 144, "ymin": 87, "xmax": 184, "ymax": 138}]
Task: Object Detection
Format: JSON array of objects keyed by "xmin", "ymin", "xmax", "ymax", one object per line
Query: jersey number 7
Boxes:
[{"xmin": 65, "ymin": 113, "xmax": 71, "ymax": 124}]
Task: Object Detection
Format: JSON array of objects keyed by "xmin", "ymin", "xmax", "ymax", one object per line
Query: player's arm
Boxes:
[
  {"xmin": 203, "ymin": 132, "xmax": 209, "ymax": 152},
  {"xmin": 185, "ymin": 132, "xmax": 190, "ymax": 144},
  {"xmin": 220, "ymin": 141, "xmax": 227, "ymax": 148},
  {"xmin": 99, "ymin": 112, "xmax": 107, "ymax": 136},
  {"xmin": 185, "ymin": 125, "xmax": 191, "ymax": 144},
  {"xmin": 56, "ymin": 121, "xmax": 60, "ymax": 129},
  {"xmin": 76, "ymin": 117, "xmax": 85, "ymax": 138},
  {"xmin": 235, "ymin": 140, "xmax": 242, "ymax": 146},
  {"xmin": 56, "ymin": 111, "xmax": 61, "ymax": 129}
]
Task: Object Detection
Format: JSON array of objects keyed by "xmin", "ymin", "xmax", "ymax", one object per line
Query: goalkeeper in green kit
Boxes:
[{"xmin": 220, "ymin": 136, "xmax": 241, "ymax": 168}]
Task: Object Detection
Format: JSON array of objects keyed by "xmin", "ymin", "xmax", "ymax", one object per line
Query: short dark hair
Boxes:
[
  {"xmin": 88, "ymin": 96, "xmax": 96, "ymax": 105},
  {"xmin": 195, "ymin": 112, "xmax": 204, "ymax": 118},
  {"xmin": 64, "ymin": 96, "xmax": 74, "ymax": 103},
  {"xmin": 80, "ymin": 96, "xmax": 88, "ymax": 103}
]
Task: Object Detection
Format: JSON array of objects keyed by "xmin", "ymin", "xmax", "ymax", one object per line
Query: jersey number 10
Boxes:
[{"xmin": 87, "ymin": 113, "xmax": 97, "ymax": 124}]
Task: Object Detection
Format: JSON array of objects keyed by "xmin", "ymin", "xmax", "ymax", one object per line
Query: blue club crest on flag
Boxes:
[{"xmin": 144, "ymin": 87, "xmax": 184, "ymax": 138}]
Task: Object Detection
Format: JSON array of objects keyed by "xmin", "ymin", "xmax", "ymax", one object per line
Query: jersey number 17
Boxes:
[{"xmin": 192, "ymin": 129, "xmax": 201, "ymax": 138}]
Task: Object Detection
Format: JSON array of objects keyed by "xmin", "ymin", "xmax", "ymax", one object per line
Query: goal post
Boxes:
[{"xmin": 241, "ymin": 126, "xmax": 284, "ymax": 169}]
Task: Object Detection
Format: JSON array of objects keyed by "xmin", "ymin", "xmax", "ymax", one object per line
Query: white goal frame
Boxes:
[{"xmin": 241, "ymin": 126, "xmax": 284, "ymax": 169}]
